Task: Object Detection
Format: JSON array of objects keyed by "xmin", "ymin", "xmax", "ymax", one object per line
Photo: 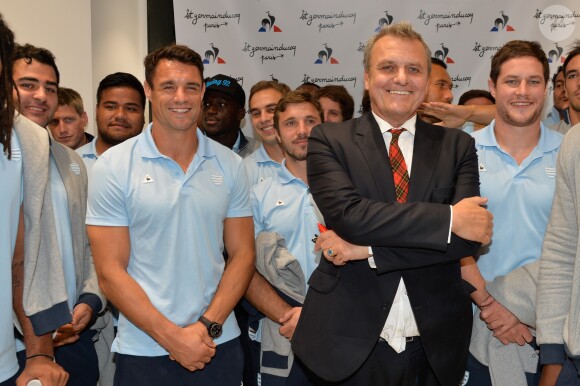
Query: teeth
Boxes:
[
  {"xmin": 389, "ymin": 90, "xmax": 411, "ymax": 95},
  {"xmin": 171, "ymin": 108, "xmax": 189, "ymax": 113},
  {"xmin": 29, "ymin": 106, "xmax": 44, "ymax": 112}
]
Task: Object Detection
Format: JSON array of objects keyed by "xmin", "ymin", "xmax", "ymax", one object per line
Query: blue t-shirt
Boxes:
[
  {"xmin": 87, "ymin": 124, "xmax": 251, "ymax": 356},
  {"xmin": 243, "ymin": 144, "xmax": 282, "ymax": 186},
  {"xmin": 0, "ymin": 132, "xmax": 21, "ymax": 382},
  {"xmin": 473, "ymin": 121, "xmax": 562, "ymax": 280},
  {"xmin": 76, "ymin": 139, "xmax": 98, "ymax": 170}
]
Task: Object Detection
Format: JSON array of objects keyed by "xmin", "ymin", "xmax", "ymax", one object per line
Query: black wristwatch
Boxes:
[{"xmin": 198, "ymin": 315, "xmax": 222, "ymax": 339}]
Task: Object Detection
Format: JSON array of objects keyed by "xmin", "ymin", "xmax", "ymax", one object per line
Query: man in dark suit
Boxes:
[{"xmin": 292, "ymin": 22, "xmax": 493, "ymax": 386}]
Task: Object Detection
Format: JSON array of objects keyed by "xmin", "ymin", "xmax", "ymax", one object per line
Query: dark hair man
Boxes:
[
  {"xmin": 203, "ymin": 74, "xmax": 259, "ymax": 158},
  {"xmin": 316, "ymin": 85, "xmax": 355, "ymax": 122},
  {"xmin": 87, "ymin": 44, "xmax": 255, "ymax": 386}
]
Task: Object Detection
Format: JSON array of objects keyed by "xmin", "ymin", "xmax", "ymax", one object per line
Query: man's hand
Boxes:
[
  {"xmin": 452, "ymin": 197, "xmax": 493, "ymax": 244},
  {"xmin": 16, "ymin": 356, "xmax": 69, "ymax": 386},
  {"xmin": 419, "ymin": 102, "xmax": 472, "ymax": 128},
  {"xmin": 314, "ymin": 230, "xmax": 368, "ymax": 266},
  {"xmin": 167, "ymin": 322, "xmax": 216, "ymax": 372},
  {"xmin": 279, "ymin": 307, "xmax": 302, "ymax": 339},
  {"xmin": 495, "ymin": 323, "xmax": 534, "ymax": 346},
  {"xmin": 53, "ymin": 303, "xmax": 93, "ymax": 347}
]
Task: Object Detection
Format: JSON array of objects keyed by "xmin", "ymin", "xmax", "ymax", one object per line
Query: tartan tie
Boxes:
[{"xmin": 388, "ymin": 128, "xmax": 409, "ymax": 203}]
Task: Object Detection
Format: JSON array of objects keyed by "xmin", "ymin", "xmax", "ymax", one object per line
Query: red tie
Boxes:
[{"xmin": 388, "ymin": 128, "xmax": 409, "ymax": 203}]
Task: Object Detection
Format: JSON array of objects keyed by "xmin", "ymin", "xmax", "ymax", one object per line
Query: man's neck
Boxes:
[
  {"xmin": 263, "ymin": 142, "xmax": 284, "ymax": 163},
  {"xmin": 209, "ymin": 129, "xmax": 238, "ymax": 150},
  {"xmin": 151, "ymin": 122, "xmax": 198, "ymax": 172},
  {"xmin": 285, "ymin": 158, "xmax": 308, "ymax": 186},
  {"xmin": 95, "ymin": 137, "xmax": 111, "ymax": 157},
  {"xmin": 493, "ymin": 118, "xmax": 541, "ymax": 165},
  {"xmin": 569, "ymin": 108, "xmax": 580, "ymax": 126}
]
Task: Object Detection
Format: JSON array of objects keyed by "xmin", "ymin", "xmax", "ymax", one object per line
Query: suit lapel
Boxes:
[
  {"xmin": 354, "ymin": 114, "xmax": 396, "ymax": 202},
  {"xmin": 408, "ymin": 119, "xmax": 441, "ymax": 202}
]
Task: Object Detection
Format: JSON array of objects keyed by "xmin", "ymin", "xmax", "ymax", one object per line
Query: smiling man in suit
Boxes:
[{"xmin": 292, "ymin": 22, "xmax": 493, "ymax": 386}]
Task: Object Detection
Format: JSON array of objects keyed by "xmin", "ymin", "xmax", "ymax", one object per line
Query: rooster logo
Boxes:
[
  {"xmin": 433, "ymin": 43, "xmax": 455, "ymax": 64},
  {"xmin": 314, "ymin": 43, "xmax": 339, "ymax": 64},
  {"xmin": 259, "ymin": 11, "xmax": 282, "ymax": 32},
  {"xmin": 490, "ymin": 11, "xmax": 515, "ymax": 32},
  {"xmin": 548, "ymin": 43, "xmax": 565, "ymax": 64},
  {"xmin": 203, "ymin": 43, "xmax": 226, "ymax": 64},
  {"xmin": 375, "ymin": 11, "xmax": 394, "ymax": 32}
]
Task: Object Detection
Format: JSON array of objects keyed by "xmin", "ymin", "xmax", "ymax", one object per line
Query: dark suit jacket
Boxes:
[{"xmin": 292, "ymin": 113, "xmax": 481, "ymax": 385}]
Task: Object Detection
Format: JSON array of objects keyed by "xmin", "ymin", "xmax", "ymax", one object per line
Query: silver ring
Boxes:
[{"xmin": 327, "ymin": 249, "xmax": 335, "ymax": 257}]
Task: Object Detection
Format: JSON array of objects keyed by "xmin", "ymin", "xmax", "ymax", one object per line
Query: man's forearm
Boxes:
[
  {"xmin": 245, "ymin": 271, "xmax": 292, "ymax": 322},
  {"xmin": 460, "ymin": 256, "xmax": 490, "ymax": 307}
]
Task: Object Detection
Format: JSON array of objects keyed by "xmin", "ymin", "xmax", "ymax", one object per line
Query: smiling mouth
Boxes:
[
  {"xmin": 170, "ymin": 108, "xmax": 191, "ymax": 113},
  {"xmin": 389, "ymin": 90, "xmax": 412, "ymax": 95}
]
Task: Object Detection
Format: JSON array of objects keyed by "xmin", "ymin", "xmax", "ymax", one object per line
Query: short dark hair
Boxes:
[
  {"xmin": 0, "ymin": 13, "xmax": 15, "ymax": 158},
  {"xmin": 97, "ymin": 72, "xmax": 146, "ymax": 108},
  {"xmin": 144, "ymin": 44, "xmax": 203, "ymax": 87},
  {"xmin": 563, "ymin": 40, "xmax": 580, "ymax": 76},
  {"xmin": 431, "ymin": 57, "xmax": 447, "ymax": 70},
  {"xmin": 458, "ymin": 89, "xmax": 495, "ymax": 106},
  {"xmin": 13, "ymin": 43, "xmax": 60, "ymax": 84},
  {"xmin": 273, "ymin": 90, "xmax": 323, "ymax": 131},
  {"xmin": 490, "ymin": 40, "xmax": 549, "ymax": 85},
  {"xmin": 316, "ymin": 85, "xmax": 355, "ymax": 120},
  {"xmin": 552, "ymin": 66, "xmax": 564, "ymax": 88}
]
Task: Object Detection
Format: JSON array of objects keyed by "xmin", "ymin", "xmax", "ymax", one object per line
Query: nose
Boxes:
[
  {"xmin": 33, "ymin": 87, "xmax": 47, "ymax": 102},
  {"xmin": 393, "ymin": 67, "xmax": 408, "ymax": 85},
  {"xmin": 443, "ymin": 88, "xmax": 453, "ymax": 103},
  {"xmin": 515, "ymin": 81, "xmax": 528, "ymax": 96},
  {"xmin": 174, "ymin": 86, "xmax": 189, "ymax": 103},
  {"xmin": 114, "ymin": 107, "xmax": 127, "ymax": 121}
]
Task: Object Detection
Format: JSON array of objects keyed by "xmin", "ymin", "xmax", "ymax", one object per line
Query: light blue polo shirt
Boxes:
[
  {"xmin": 0, "ymin": 132, "xmax": 22, "ymax": 382},
  {"xmin": 251, "ymin": 161, "xmax": 323, "ymax": 288},
  {"xmin": 473, "ymin": 121, "xmax": 562, "ymax": 281},
  {"xmin": 87, "ymin": 124, "xmax": 251, "ymax": 356},
  {"xmin": 243, "ymin": 144, "xmax": 282, "ymax": 186},
  {"xmin": 76, "ymin": 139, "xmax": 98, "ymax": 170}
]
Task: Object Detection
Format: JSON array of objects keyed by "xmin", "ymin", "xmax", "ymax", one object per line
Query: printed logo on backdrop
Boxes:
[
  {"xmin": 547, "ymin": 43, "xmax": 566, "ymax": 64},
  {"xmin": 472, "ymin": 42, "xmax": 502, "ymax": 58},
  {"xmin": 258, "ymin": 11, "xmax": 282, "ymax": 32},
  {"xmin": 375, "ymin": 12, "xmax": 394, "ymax": 31},
  {"xmin": 490, "ymin": 11, "xmax": 515, "ymax": 32},
  {"xmin": 242, "ymin": 42, "xmax": 297, "ymax": 64},
  {"xmin": 299, "ymin": 10, "xmax": 356, "ymax": 33},
  {"xmin": 202, "ymin": 44, "xmax": 226, "ymax": 64},
  {"xmin": 314, "ymin": 44, "xmax": 339, "ymax": 64},
  {"xmin": 301, "ymin": 74, "xmax": 358, "ymax": 88},
  {"xmin": 417, "ymin": 9, "xmax": 474, "ymax": 32},
  {"xmin": 184, "ymin": 9, "xmax": 240, "ymax": 32},
  {"xmin": 433, "ymin": 43, "xmax": 455, "ymax": 64},
  {"xmin": 535, "ymin": 5, "xmax": 578, "ymax": 41}
]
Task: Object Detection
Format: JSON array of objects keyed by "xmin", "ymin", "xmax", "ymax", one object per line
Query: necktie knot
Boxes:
[{"xmin": 389, "ymin": 128, "xmax": 406, "ymax": 140}]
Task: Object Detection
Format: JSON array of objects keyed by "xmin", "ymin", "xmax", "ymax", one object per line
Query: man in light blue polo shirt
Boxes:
[
  {"xmin": 244, "ymin": 80, "xmax": 290, "ymax": 185},
  {"xmin": 86, "ymin": 44, "xmax": 255, "ymax": 386},
  {"xmin": 76, "ymin": 72, "xmax": 145, "ymax": 170},
  {"xmin": 465, "ymin": 40, "xmax": 563, "ymax": 386}
]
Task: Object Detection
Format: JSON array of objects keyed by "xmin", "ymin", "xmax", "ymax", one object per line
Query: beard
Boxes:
[{"xmin": 496, "ymin": 102, "xmax": 543, "ymax": 127}]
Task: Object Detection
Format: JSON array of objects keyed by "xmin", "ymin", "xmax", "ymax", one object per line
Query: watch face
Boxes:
[{"xmin": 209, "ymin": 323, "xmax": 223, "ymax": 339}]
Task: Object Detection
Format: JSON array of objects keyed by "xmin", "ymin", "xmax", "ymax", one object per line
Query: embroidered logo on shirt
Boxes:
[
  {"xmin": 210, "ymin": 174, "xmax": 223, "ymax": 185},
  {"xmin": 70, "ymin": 162, "xmax": 81, "ymax": 175},
  {"xmin": 11, "ymin": 148, "xmax": 21, "ymax": 162},
  {"xmin": 142, "ymin": 174, "xmax": 154, "ymax": 184},
  {"xmin": 545, "ymin": 167, "xmax": 556, "ymax": 178},
  {"xmin": 478, "ymin": 163, "xmax": 487, "ymax": 172},
  {"xmin": 275, "ymin": 200, "xmax": 285, "ymax": 206}
]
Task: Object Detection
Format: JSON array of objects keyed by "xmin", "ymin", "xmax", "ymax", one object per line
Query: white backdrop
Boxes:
[{"xmin": 174, "ymin": 0, "xmax": 580, "ymax": 131}]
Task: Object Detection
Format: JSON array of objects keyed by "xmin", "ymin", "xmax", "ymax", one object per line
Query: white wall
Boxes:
[{"xmin": 2, "ymin": 0, "xmax": 148, "ymax": 134}]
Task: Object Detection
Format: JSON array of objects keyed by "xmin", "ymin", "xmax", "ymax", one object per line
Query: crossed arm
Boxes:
[{"xmin": 88, "ymin": 216, "xmax": 255, "ymax": 372}]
